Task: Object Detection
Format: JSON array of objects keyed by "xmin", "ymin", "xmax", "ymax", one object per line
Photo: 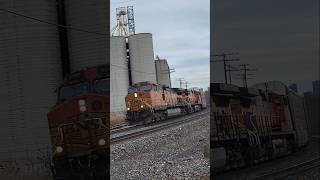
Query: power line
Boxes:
[
  {"xmin": 183, "ymin": 81, "xmax": 190, "ymax": 89},
  {"xmin": 111, "ymin": 0, "xmax": 135, "ymax": 4},
  {"xmin": 0, "ymin": 8, "xmax": 109, "ymax": 36},
  {"xmin": 226, "ymin": 64, "xmax": 240, "ymax": 84},
  {"xmin": 236, "ymin": 64, "xmax": 258, "ymax": 87},
  {"xmin": 177, "ymin": 78, "xmax": 185, "ymax": 88}
]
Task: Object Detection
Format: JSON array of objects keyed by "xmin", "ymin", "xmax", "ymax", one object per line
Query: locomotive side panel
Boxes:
[
  {"xmin": 288, "ymin": 92, "xmax": 309, "ymax": 147},
  {"xmin": 211, "ymin": 82, "xmax": 308, "ymax": 173},
  {"xmin": 125, "ymin": 82, "xmax": 205, "ymax": 124}
]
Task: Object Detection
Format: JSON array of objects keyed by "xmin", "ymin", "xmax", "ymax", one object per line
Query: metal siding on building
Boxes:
[
  {"xmin": 155, "ymin": 59, "xmax": 171, "ymax": 87},
  {"xmin": 128, "ymin": 33, "xmax": 157, "ymax": 84},
  {"xmin": 64, "ymin": 0, "xmax": 108, "ymax": 72},
  {"xmin": 110, "ymin": 36, "xmax": 129, "ymax": 112},
  {"xmin": 0, "ymin": 0, "xmax": 62, "ymax": 166}
]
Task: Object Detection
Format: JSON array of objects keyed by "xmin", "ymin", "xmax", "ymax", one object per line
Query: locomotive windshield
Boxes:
[
  {"xmin": 95, "ymin": 78, "xmax": 109, "ymax": 94},
  {"xmin": 128, "ymin": 87, "xmax": 137, "ymax": 94},
  {"xmin": 138, "ymin": 84, "xmax": 152, "ymax": 91},
  {"xmin": 59, "ymin": 82, "xmax": 89, "ymax": 102},
  {"xmin": 128, "ymin": 84, "xmax": 152, "ymax": 94}
]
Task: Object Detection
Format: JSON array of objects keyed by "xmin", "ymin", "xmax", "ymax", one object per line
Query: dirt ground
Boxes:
[{"xmin": 110, "ymin": 111, "xmax": 126, "ymax": 128}]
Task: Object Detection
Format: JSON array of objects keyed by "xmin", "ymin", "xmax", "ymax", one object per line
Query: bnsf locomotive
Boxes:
[
  {"xmin": 125, "ymin": 81, "xmax": 207, "ymax": 124},
  {"xmin": 47, "ymin": 65, "xmax": 109, "ymax": 179},
  {"xmin": 211, "ymin": 81, "xmax": 308, "ymax": 173}
]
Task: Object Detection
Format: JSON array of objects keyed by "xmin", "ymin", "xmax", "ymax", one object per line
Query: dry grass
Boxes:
[{"xmin": 0, "ymin": 167, "xmax": 52, "ymax": 180}]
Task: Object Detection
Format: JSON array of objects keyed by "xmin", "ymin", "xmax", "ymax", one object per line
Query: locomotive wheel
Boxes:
[
  {"xmin": 145, "ymin": 116, "xmax": 153, "ymax": 124},
  {"xmin": 163, "ymin": 113, "xmax": 168, "ymax": 120}
]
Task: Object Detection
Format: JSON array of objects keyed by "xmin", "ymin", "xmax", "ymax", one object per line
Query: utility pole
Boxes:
[
  {"xmin": 237, "ymin": 64, "xmax": 257, "ymax": 87},
  {"xmin": 178, "ymin": 78, "xmax": 185, "ymax": 88},
  {"xmin": 212, "ymin": 53, "xmax": 240, "ymax": 84},
  {"xmin": 226, "ymin": 64, "xmax": 240, "ymax": 84},
  {"xmin": 184, "ymin": 81, "xmax": 189, "ymax": 89}
]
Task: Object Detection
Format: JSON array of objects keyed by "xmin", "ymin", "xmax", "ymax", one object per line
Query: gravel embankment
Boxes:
[{"xmin": 111, "ymin": 115, "xmax": 210, "ymax": 180}]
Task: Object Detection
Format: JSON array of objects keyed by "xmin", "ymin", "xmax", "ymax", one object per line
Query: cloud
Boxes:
[
  {"xmin": 212, "ymin": 0, "xmax": 319, "ymax": 93},
  {"xmin": 111, "ymin": 0, "xmax": 210, "ymax": 89}
]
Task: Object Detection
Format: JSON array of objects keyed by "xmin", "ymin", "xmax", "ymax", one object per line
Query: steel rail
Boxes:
[
  {"xmin": 250, "ymin": 157, "xmax": 320, "ymax": 180},
  {"xmin": 111, "ymin": 124, "xmax": 137, "ymax": 134},
  {"xmin": 111, "ymin": 109, "xmax": 209, "ymax": 134},
  {"xmin": 110, "ymin": 111, "xmax": 209, "ymax": 144}
]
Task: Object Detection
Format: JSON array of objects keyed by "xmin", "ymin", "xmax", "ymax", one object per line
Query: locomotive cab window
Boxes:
[
  {"xmin": 59, "ymin": 82, "xmax": 89, "ymax": 102},
  {"xmin": 95, "ymin": 78, "xmax": 109, "ymax": 94},
  {"xmin": 138, "ymin": 84, "xmax": 152, "ymax": 92},
  {"xmin": 128, "ymin": 87, "xmax": 137, "ymax": 94}
]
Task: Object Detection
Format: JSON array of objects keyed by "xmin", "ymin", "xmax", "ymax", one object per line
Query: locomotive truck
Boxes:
[
  {"xmin": 211, "ymin": 81, "xmax": 308, "ymax": 173},
  {"xmin": 47, "ymin": 65, "xmax": 109, "ymax": 179},
  {"xmin": 125, "ymin": 81, "xmax": 207, "ymax": 125}
]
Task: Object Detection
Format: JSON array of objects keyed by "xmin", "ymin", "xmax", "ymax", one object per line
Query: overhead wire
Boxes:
[
  {"xmin": 111, "ymin": 0, "xmax": 135, "ymax": 4},
  {"xmin": 110, "ymin": 63, "xmax": 158, "ymax": 75},
  {"xmin": 0, "ymin": 8, "xmax": 109, "ymax": 36}
]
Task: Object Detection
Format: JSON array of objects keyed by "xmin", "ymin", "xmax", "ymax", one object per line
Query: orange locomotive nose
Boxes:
[{"xmin": 125, "ymin": 92, "xmax": 147, "ymax": 111}]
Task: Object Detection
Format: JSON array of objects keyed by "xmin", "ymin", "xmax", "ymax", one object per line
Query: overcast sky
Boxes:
[
  {"xmin": 111, "ymin": 0, "xmax": 210, "ymax": 90},
  {"xmin": 211, "ymin": 0, "xmax": 319, "ymax": 94}
]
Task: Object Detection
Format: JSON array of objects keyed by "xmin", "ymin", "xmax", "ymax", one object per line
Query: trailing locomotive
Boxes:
[
  {"xmin": 125, "ymin": 81, "xmax": 207, "ymax": 124},
  {"xmin": 211, "ymin": 81, "xmax": 308, "ymax": 173},
  {"xmin": 47, "ymin": 65, "xmax": 109, "ymax": 179}
]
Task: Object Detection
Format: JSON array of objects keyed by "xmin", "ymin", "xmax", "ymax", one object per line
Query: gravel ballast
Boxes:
[{"xmin": 111, "ymin": 114, "xmax": 210, "ymax": 180}]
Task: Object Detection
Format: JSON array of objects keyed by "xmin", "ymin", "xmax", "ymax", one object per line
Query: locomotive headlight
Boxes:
[
  {"xmin": 134, "ymin": 93, "xmax": 138, "ymax": 98},
  {"xmin": 98, "ymin": 139, "xmax": 106, "ymax": 146},
  {"xmin": 140, "ymin": 105, "xmax": 144, "ymax": 108},
  {"xmin": 78, "ymin": 99, "xmax": 86, "ymax": 106},
  {"xmin": 127, "ymin": 107, "xmax": 130, "ymax": 111},
  {"xmin": 79, "ymin": 106, "xmax": 87, "ymax": 112},
  {"xmin": 56, "ymin": 146, "xmax": 63, "ymax": 153},
  {"xmin": 78, "ymin": 99, "xmax": 87, "ymax": 112}
]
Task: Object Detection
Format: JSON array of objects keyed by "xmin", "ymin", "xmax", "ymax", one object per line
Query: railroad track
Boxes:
[
  {"xmin": 110, "ymin": 110, "xmax": 209, "ymax": 144},
  {"xmin": 111, "ymin": 123, "xmax": 137, "ymax": 134},
  {"xmin": 111, "ymin": 122, "xmax": 128, "ymax": 130},
  {"xmin": 250, "ymin": 157, "xmax": 320, "ymax": 180}
]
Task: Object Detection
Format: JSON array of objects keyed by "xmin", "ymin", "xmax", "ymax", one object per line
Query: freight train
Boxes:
[
  {"xmin": 47, "ymin": 65, "xmax": 109, "ymax": 179},
  {"xmin": 211, "ymin": 81, "xmax": 308, "ymax": 173},
  {"xmin": 125, "ymin": 81, "xmax": 207, "ymax": 125}
]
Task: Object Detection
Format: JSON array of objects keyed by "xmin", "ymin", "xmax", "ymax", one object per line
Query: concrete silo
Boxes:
[
  {"xmin": 0, "ymin": 0, "xmax": 62, "ymax": 166},
  {"xmin": 64, "ymin": 0, "xmax": 108, "ymax": 72},
  {"xmin": 110, "ymin": 36, "xmax": 129, "ymax": 122},
  {"xmin": 128, "ymin": 33, "xmax": 157, "ymax": 84},
  {"xmin": 155, "ymin": 58, "xmax": 171, "ymax": 87}
]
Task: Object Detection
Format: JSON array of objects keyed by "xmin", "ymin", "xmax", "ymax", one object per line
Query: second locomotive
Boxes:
[{"xmin": 125, "ymin": 81, "xmax": 207, "ymax": 125}]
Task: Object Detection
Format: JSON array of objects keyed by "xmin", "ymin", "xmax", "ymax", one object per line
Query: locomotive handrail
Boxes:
[{"xmin": 212, "ymin": 113, "xmax": 280, "ymax": 146}]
